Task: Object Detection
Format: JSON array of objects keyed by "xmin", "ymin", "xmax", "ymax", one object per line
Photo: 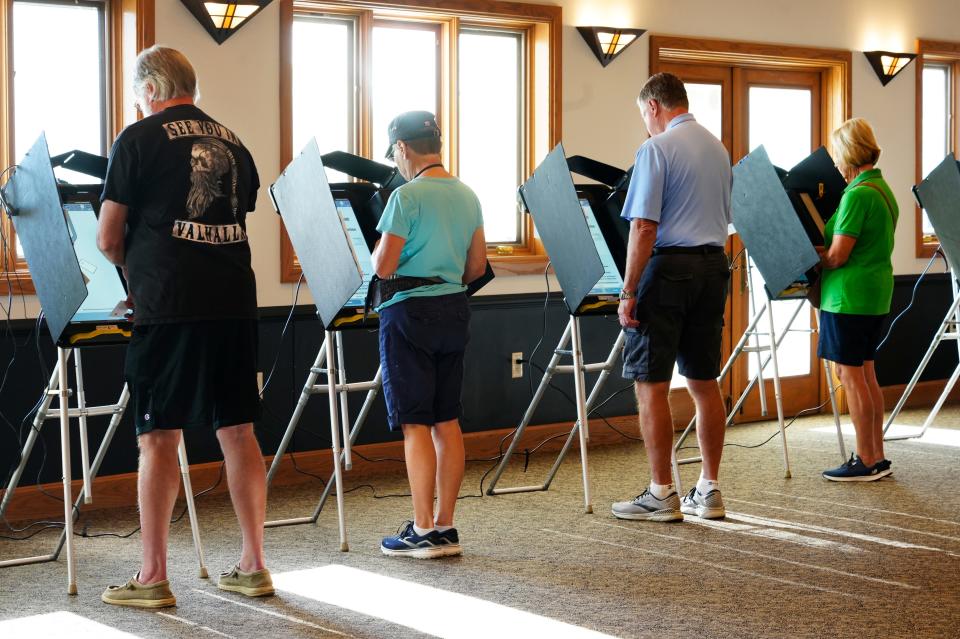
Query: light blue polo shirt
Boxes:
[
  {"xmin": 376, "ymin": 177, "xmax": 483, "ymax": 310},
  {"xmin": 621, "ymin": 113, "xmax": 732, "ymax": 247}
]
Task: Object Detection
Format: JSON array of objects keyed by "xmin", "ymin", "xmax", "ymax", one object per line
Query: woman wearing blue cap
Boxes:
[{"xmin": 372, "ymin": 111, "xmax": 487, "ymax": 557}]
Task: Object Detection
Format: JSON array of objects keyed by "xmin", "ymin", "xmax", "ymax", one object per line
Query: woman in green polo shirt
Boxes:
[{"xmin": 817, "ymin": 117, "xmax": 898, "ymax": 482}]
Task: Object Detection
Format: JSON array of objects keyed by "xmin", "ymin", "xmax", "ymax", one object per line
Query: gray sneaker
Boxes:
[
  {"xmin": 612, "ymin": 489, "xmax": 682, "ymax": 521},
  {"xmin": 680, "ymin": 487, "xmax": 725, "ymax": 519}
]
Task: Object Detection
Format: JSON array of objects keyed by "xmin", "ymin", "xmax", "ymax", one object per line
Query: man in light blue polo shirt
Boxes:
[{"xmin": 612, "ymin": 73, "xmax": 733, "ymax": 523}]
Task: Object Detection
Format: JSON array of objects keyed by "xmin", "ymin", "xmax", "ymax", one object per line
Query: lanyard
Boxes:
[{"xmin": 413, "ymin": 163, "xmax": 445, "ymax": 179}]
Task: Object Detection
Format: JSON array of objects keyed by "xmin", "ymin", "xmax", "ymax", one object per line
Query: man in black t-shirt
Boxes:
[{"xmin": 98, "ymin": 46, "xmax": 272, "ymax": 608}]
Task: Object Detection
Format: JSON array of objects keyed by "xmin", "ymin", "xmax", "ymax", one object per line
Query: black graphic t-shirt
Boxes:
[{"xmin": 101, "ymin": 104, "xmax": 259, "ymax": 324}]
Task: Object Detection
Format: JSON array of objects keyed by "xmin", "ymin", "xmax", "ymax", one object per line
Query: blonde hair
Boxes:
[
  {"xmin": 133, "ymin": 45, "xmax": 199, "ymax": 103},
  {"xmin": 831, "ymin": 117, "xmax": 881, "ymax": 170}
]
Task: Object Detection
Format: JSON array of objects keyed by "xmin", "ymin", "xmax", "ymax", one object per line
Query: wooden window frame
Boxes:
[
  {"xmin": 915, "ymin": 39, "xmax": 960, "ymax": 258},
  {"xmin": 279, "ymin": 0, "xmax": 561, "ymax": 283},
  {"xmin": 0, "ymin": 0, "xmax": 155, "ymax": 295}
]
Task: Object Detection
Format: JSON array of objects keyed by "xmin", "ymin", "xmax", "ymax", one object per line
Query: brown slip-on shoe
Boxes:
[
  {"xmin": 102, "ymin": 575, "xmax": 176, "ymax": 608},
  {"xmin": 217, "ymin": 564, "xmax": 275, "ymax": 597}
]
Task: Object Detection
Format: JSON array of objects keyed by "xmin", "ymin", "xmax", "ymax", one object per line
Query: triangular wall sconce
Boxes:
[
  {"xmin": 577, "ymin": 26, "xmax": 646, "ymax": 67},
  {"xmin": 863, "ymin": 50, "xmax": 917, "ymax": 86},
  {"xmin": 180, "ymin": 1, "xmax": 273, "ymax": 45}
]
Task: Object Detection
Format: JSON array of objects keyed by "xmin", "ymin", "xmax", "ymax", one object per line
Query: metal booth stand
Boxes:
[
  {"xmin": 883, "ymin": 155, "xmax": 960, "ymax": 442},
  {"xmin": 485, "ymin": 154, "xmax": 632, "ymax": 509},
  {"xmin": 482, "ymin": 144, "xmax": 613, "ymax": 514}
]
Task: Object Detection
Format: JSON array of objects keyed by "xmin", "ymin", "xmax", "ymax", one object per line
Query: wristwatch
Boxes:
[{"xmin": 618, "ymin": 289, "xmax": 636, "ymax": 300}]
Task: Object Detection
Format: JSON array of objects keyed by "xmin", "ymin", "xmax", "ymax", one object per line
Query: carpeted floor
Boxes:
[{"xmin": 1, "ymin": 408, "xmax": 959, "ymax": 638}]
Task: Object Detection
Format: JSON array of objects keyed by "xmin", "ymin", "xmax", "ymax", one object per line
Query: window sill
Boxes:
[
  {"xmin": 0, "ymin": 271, "xmax": 35, "ymax": 296},
  {"xmin": 917, "ymin": 242, "xmax": 939, "ymax": 259},
  {"xmin": 488, "ymin": 253, "xmax": 550, "ymax": 276}
]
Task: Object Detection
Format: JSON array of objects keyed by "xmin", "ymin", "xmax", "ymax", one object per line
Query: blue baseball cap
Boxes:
[{"xmin": 385, "ymin": 110, "xmax": 441, "ymax": 159}]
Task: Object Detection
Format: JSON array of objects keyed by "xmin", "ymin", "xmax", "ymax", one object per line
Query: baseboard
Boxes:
[
  {"xmin": 881, "ymin": 378, "xmax": 960, "ymax": 411},
  {"xmin": 0, "ymin": 415, "xmax": 641, "ymax": 524}
]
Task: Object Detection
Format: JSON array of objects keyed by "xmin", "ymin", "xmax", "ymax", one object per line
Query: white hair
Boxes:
[{"xmin": 133, "ymin": 45, "xmax": 200, "ymax": 104}]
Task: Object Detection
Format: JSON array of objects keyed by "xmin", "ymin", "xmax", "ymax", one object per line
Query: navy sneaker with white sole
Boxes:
[
  {"xmin": 822, "ymin": 454, "xmax": 891, "ymax": 482},
  {"xmin": 433, "ymin": 528, "xmax": 462, "ymax": 557},
  {"xmin": 381, "ymin": 521, "xmax": 461, "ymax": 558}
]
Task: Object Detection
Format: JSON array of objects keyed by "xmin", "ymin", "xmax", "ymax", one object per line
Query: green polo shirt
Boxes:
[{"xmin": 820, "ymin": 169, "xmax": 898, "ymax": 315}]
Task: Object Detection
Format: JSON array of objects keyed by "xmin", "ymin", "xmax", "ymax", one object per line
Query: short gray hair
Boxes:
[
  {"xmin": 638, "ymin": 72, "xmax": 688, "ymax": 110},
  {"xmin": 133, "ymin": 45, "xmax": 199, "ymax": 103}
]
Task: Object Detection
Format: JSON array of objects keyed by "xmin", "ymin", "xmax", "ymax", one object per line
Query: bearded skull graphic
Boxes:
[{"xmin": 186, "ymin": 141, "xmax": 231, "ymax": 220}]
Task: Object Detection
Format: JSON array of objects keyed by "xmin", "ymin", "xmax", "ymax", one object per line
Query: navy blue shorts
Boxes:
[
  {"xmin": 378, "ymin": 294, "xmax": 470, "ymax": 431},
  {"xmin": 622, "ymin": 251, "xmax": 730, "ymax": 382},
  {"xmin": 817, "ymin": 310, "xmax": 888, "ymax": 366}
]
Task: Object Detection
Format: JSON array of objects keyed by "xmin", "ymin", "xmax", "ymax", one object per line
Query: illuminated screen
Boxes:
[
  {"xmin": 580, "ymin": 198, "xmax": 623, "ymax": 295},
  {"xmin": 336, "ymin": 198, "xmax": 374, "ymax": 308},
  {"xmin": 66, "ymin": 203, "xmax": 128, "ymax": 322}
]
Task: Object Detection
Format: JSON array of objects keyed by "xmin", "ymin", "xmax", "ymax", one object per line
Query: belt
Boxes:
[{"xmin": 652, "ymin": 245, "xmax": 725, "ymax": 256}]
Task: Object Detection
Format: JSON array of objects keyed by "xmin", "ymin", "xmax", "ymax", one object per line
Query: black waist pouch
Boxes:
[{"xmin": 365, "ymin": 275, "xmax": 445, "ymax": 317}]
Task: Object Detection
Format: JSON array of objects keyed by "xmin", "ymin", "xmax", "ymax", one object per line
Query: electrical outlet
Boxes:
[
  {"xmin": 511, "ymin": 352, "xmax": 523, "ymax": 378},
  {"xmin": 257, "ymin": 371, "xmax": 264, "ymax": 392}
]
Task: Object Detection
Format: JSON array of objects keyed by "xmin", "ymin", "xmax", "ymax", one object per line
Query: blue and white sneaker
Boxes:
[
  {"xmin": 433, "ymin": 527, "xmax": 462, "ymax": 557},
  {"xmin": 380, "ymin": 521, "xmax": 460, "ymax": 558},
  {"xmin": 822, "ymin": 454, "xmax": 891, "ymax": 482}
]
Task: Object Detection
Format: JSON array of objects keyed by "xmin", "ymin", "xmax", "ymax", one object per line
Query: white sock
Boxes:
[
  {"xmin": 697, "ymin": 475, "xmax": 720, "ymax": 495},
  {"xmin": 649, "ymin": 481, "xmax": 675, "ymax": 499},
  {"xmin": 413, "ymin": 524, "xmax": 435, "ymax": 537},
  {"xmin": 435, "ymin": 525, "xmax": 454, "ymax": 533}
]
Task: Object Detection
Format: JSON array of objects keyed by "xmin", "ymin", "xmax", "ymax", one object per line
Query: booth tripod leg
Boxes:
[
  {"xmin": 50, "ymin": 384, "xmax": 129, "ymax": 560},
  {"xmin": 266, "ymin": 341, "xmax": 327, "ymax": 488},
  {"xmin": 538, "ymin": 330, "xmax": 625, "ymax": 492},
  {"xmin": 312, "ymin": 367, "xmax": 383, "ymax": 519},
  {"xmin": 746, "ymin": 260, "xmax": 769, "ymax": 416},
  {"xmin": 570, "ymin": 317, "xmax": 592, "ymax": 514},
  {"xmin": 325, "ymin": 333, "xmax": 349, "ymax": 551},
  {"xmin": 485, "ymin": 321, "xmax": 573, "ymax": 495},
  {"xmin": 56, "ymin": 347, "xmax": 78, "ymax": 595},
  {"xmin": 0, "ymin": 359, "xmax": 61, "ymax": 520},
  {"xmin": 335, "ymin": 332, "xmax": 352, "ymax": 471},
  {"xmin": 889, "ymin": 361, "xmax": 960, "ymax": 442},
  {"xmin": 73, "ymin": 351, "xmax": 93, "ymax": 504},
  {"xmin": 884, "ymin": 294, "xmax": 960, "ymax": 437},
  {"xmin": 764, "ymin": 298, "xmax": 790, "ymax": 478},
  {"xmin": 177, "ymin": 439, "xmax": 209, "ymax": 578},
  {"xmin": 824, "ymin": 359, "xmax": 846, "ymax": 461}
]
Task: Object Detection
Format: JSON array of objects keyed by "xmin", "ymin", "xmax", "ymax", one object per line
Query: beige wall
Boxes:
[{"xmin": 146, "ymin": 0, "xmax": 960, "ymax": 307}]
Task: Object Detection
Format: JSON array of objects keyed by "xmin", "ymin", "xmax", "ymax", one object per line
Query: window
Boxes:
[
  {"xmin": 458, "ymin": 29, "xmax": 524, "ymax": 243},
  {"xmin": 290, "ymin": 14, "xmax": 356, "ymax": 183},
  {"xmin": 0, "ymin": 0, "xmax": 154, "ymax": 293},
  {"xmin": 916, "ymin": 41, "xmax": 960, "ymax": 256},
  {"xmin": 280, "ymin": 0, "xmax": 561, "ymax": 282}
]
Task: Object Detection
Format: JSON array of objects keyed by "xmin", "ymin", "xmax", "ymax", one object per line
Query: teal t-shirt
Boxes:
[
  {"xmin": 820, "ymin": 169, "xmax": 898, "ymax": 315},
  {"xmin": 375, "ymin": 177, "xmax": 484, "ymax": 310}
]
